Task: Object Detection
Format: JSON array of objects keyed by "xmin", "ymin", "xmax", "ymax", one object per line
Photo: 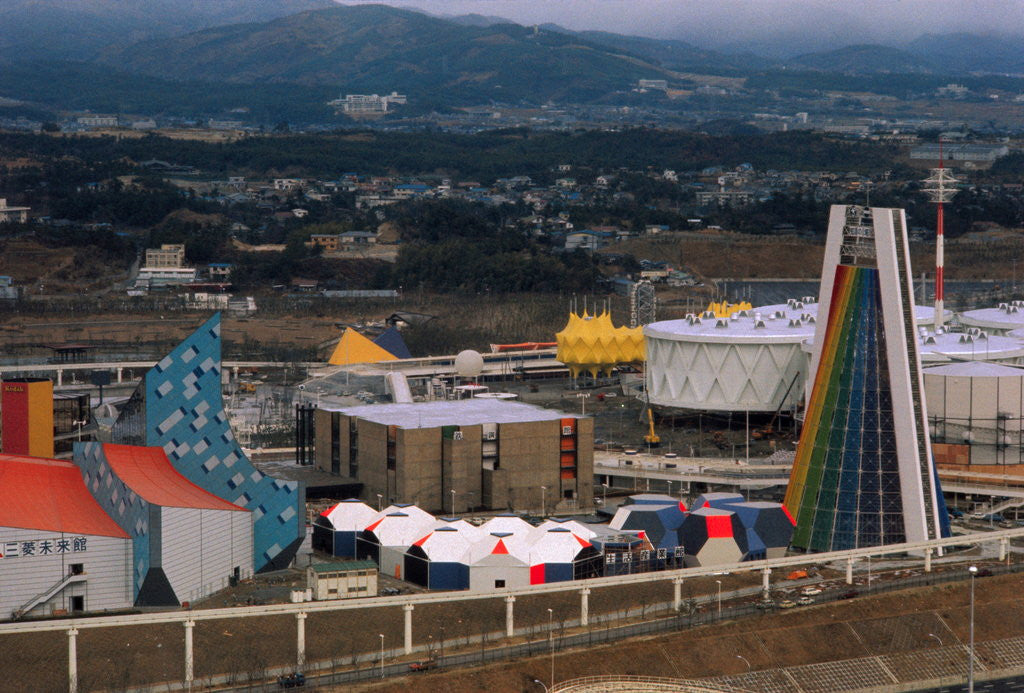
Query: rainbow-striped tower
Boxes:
[{"xmin": 785, "ymin": 206, "xmax": 949, "ymax": 552}]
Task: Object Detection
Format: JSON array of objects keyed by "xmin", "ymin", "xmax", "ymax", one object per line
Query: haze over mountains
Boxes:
[{"xmin": 0, "ymin": 0, "xmax": 1022, "ymax": 115}]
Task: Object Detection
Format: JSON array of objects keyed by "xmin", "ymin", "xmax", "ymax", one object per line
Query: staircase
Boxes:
[{"xmin": 12, "ymin": 572, "xmax": 87, "ymax": 620}]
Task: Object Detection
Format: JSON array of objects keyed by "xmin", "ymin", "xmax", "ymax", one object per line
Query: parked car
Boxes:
[
  {"xmin": 800, "ymin": 587, "xmax": 822, "ymax": 596},
  {"xmin": 838, "ymin": 590, "xmax": 859, "ymax": 600},
  {"xmin": 797, "ymin": 596, "xmax": 815, "ymax": 606},
  {"xmin": 277, "ymin": 673, "xmax": 306, "ymax": 688},
  {"xmin": 409, "ymin": 658, "xmax": 437, "ymax": 672},
  {"xmin": 778, "ymin": 599, "xmax": 797, "ymax": 609},
  {"xmin": 755, "ymin": 599, "xmax": 775, "ymax": 610}
]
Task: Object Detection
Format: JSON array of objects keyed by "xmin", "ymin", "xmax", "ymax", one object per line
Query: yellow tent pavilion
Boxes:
[
  {"xmin": 704, "ymin": 300, "xmax": 752, "ymax": 318},
  {"xmin": 328, "ymin": 328, "xmax": 399, "ymax": 366},
  {"xmin": 555, "ymin": 310, "xmax": 645, "ymax": 377}
]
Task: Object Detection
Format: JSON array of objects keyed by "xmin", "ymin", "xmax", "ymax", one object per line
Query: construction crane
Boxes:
[{"xmin": 643, "ymin": 408, "xmax": 661, "ymax": 447}]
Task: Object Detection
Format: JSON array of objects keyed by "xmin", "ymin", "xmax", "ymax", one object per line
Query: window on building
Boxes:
[
  {"xmin": 69, "ymin": 563, "xmax": 84, "ymax": 575},
  {"xmin": 330, "ymin": 413, "xmax": 341, "ymax": 475},
  {"xmin": 70, "ymin": 596, "xmax": 84, "ymax": 612},
  {"xmin": 494, "ymin": 579, "xmax": 505, "ymax": 588}
]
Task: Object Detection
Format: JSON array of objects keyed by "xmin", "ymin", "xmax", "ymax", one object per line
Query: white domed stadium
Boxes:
[{"xmin": 960, "ymin": 301, "xmax": 1024, "ymax": 335}]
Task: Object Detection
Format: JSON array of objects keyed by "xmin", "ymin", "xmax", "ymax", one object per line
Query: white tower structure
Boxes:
[
  {"xmin": 786, "ymin": 205, "xmax": 949, "ymax": 551},
  {"xmin": 922, "ymin": 143, "xmax": 958, "ymax": 330}
]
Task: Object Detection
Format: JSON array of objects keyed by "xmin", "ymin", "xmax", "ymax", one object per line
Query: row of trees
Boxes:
[{"xmin": 0, "ymin": 128, "xmax": 907, "ymax": 183}]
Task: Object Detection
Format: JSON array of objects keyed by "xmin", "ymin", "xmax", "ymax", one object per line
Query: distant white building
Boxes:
[
  {"xmin": 145, "ymin": 244, "xmax": 185, "ymax": 269},
  {"xmin": 328, "ymin": 92, "xmax": 407, "ymax": 115},
  {"xmin": 637, "ymin": 79, "xmax": 668, "ymax": 90},
  {"xmin": 0, "ymin": 199, "xmax": 29, "ymax": 224},
  {"xmin": 137, "ymin": 244, "xmax": 196, "ymax": 288},
  {"xmin": 76, "ymin": 115, "xmax": 118, "ymax": 128},
  {"xmin": 910, "ymin": 143, "xmax": 1009, "ymax": 163}
]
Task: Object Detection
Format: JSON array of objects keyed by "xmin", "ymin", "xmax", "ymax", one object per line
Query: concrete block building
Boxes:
[{"xmin": 314, "ymin": 400, "xmax": 593, "ymax": 514}]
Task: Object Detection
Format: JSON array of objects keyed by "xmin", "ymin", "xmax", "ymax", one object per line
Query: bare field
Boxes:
[
  {"xmin": 348, "ymin": 572, "xmax": 1024, "ymax": 693},
  {"xmin": 609, "ymin": 232, "xmax": 1024, "ymax": 282}
]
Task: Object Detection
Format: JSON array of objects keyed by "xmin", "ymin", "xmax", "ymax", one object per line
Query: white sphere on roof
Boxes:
[{"xmin": 455, "ymin": 349, "xmax": 484, "ymax": 377}]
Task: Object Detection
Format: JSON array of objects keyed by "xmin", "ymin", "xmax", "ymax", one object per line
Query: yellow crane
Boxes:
[{"xmin": 644, "ymin": 408, "xmax": 661, "ymax": 447}]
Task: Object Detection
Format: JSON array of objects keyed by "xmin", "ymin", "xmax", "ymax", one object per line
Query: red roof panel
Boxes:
[
  {"xmin": 706, "ymin": 514, "xmax": 734, "ymax": 539},
  {"xmin": 101, "ymin": 444, "xmax": 246, "ymax": 511},
  {"xmin": 0, "ymin": 455, "xmax": 128, "ymax": 538}
]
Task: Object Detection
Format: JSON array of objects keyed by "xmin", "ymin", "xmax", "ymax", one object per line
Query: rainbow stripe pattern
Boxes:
[{"xmin": 784, "ymin": 265, "xmax": 907, "ymax": 552}]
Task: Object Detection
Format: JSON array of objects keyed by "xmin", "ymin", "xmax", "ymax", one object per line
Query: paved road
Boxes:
[{"xmin": 924, "ymin": 675, "xmax": 1024, "ymax": 692}]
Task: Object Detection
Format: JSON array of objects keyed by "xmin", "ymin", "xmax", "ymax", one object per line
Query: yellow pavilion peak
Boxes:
[
  {"xmin": 328, "ymin": 328, "xmax": 399, "ymax": 366},
  {"xmin": 704, "ymin": 300, "xmax": 753, "ymax": 318},
  {"xmin": 556, "ymin": 310, "xmax": 646, "ymax": 377}
]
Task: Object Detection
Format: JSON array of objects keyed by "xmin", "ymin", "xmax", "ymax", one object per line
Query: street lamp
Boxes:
[
  {"xmin": 715, "ymin": 580, "xmax": 722, "ymax": 618},
  {"xmin": 601, "ymin": 482, "xmax": 609, "ymax": 506},
  {"xmin": 968, "ymin": 565, "xmax": 978, "ymax": 693},
  {"xmin": 73, "ymin": 419, "xmax": 88, "ymax": 442},
  {"xmin": 927, "ymin": 633, "xmax": 943, "ymax": 647},
  {"xmin": 376, "ymin": 493, "xmax": 383, "ymax": 511},
  {"xmin": 547, "ymin": 608, "xmax": 554, "ymax": 689},
  {"xmin": 450, "ymin": 489, "xmax": 456, "ymax": 516},
  {"xmin": 736, "ymin": 654, "xmax": 751, "ymax": 671},
  {"xmin": 379, "ymin": 633, "xmax": 385, "ymax": 679},
  {"xmin": 576, "ymin": 392, "xmax": 590, "ymax": 415},
  {"xmin": 533, "ymin": 680, "xmax": 549, "ymax": 693},
  {"xmin": 540, "ymin": 486, "xmax": 547, "ymax": 518}
]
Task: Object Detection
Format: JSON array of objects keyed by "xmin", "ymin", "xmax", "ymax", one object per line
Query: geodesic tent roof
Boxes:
[
  {"xmin": 532, "ymin": 518, "xmax": 598, "ymax": 541},
  {"xmin": 468, "ymin": 532, "xmax": 531, "ymax": 566},
  {"xmin": 556, "ymin": 310, "xmax": 645, "ymax": 378},
  {"xmin": 678, "ymin": 507, "xmax": 748, "ymax": 567},
  {"xmin": 721, "ymin": 501, "xmax": 795, "ymax": 555},
  {"xmin": 528, "ymin": 527, "xmax": 595, "ymax": 565},
  {"xmin": 319, "ymin": 498, "xmax": 378, "ymax": 531},
  {"xmin": 626, "ymin": 493, "xmax": 688, "ymax": 512},
  {"xmin": 431, "ymin": 517, "xmax": 486, "ymax": 541},
  {"xmin": 408, "ymin": 526, "xmax": 475, "ymax": 563},
  {"xmin": 362, "ymin": 505, "xmax": 436, "ymax": 548},
  {"xmin": 480, "ymin": 514, "xmax": 534, "ymax": 539},
  {"xmin": 692, "ymin": 492, "xmax": 745, "ymax": 510},
  {"xmin": 609, "ymin": 502, "xmax": 686, "ymax": 550}
]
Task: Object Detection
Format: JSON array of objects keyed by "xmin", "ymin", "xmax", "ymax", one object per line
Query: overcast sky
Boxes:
[{"xmin": 336, "ymin": 0, "xmax": 1024, "ymax": 54}]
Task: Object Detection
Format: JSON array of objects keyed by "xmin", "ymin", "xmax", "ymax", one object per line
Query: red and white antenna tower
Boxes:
[{"xmin": 922, "ymin": 139, "xmax": 958, "ymax": 328}]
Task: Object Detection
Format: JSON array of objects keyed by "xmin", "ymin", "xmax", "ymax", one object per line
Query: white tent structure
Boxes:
[
  {"xmin": 312, "ymin": 499, "xmax": 378, "ymax": 557},
  {"xmin": 526, "ymin": 527, "xmax": 602, "ymax": 584},
  {"xmin": 467, "ymin": 532, "xmax": 531, "ymax": 591},
  {"xmin": 480, "ymin": 514, "xmax": 534, "ymax": 539},
  {"xmin": 431, "ymin": 517, "xmax": 486, "ymax": 540},
  {"xmin": 357, "ymin": 504, "xmax": 436, "ymax": 579},
  {"xmin": 404, "ymin": 526, "xmax": 477, "ymax": 590}
]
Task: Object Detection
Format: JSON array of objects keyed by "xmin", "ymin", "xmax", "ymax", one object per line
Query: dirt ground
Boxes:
[
  {"xmin": 611, "ymin": 232, "xmax": 1024, "ymax": 283},
  {"xmin": 346, "ymin": 571, "xmax": 1024, "ymax": 693},
  {"xmin": 0, "ymin": 566, "xmax": 1019, "ymax": 692}
]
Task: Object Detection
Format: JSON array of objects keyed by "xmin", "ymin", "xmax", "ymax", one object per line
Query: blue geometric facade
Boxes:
[
  {"xmin": 112, "ymin": 313, "xmax": 304, "ymax": 571},
  {"xmin": 76, "ymin": 442, "xmax": 153, "ymax": 600}
]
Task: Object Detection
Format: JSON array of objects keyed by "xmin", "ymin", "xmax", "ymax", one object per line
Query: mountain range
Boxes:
[
  {"xmin": 0, "ymin": 0, "xmax": 334, "ymax": 61},
  {"xmin": 96, "ymin": 5, "xmax": 680, "ymax": 103},
  {"xmin": 0, "ymin": 2, "xmax": 1022, "ymax": 117}
]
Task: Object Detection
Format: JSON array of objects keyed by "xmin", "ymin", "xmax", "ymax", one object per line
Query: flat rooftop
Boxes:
[{"xmin": 319, "ymin": 399, "xmax": 575, "ymax": 428}]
